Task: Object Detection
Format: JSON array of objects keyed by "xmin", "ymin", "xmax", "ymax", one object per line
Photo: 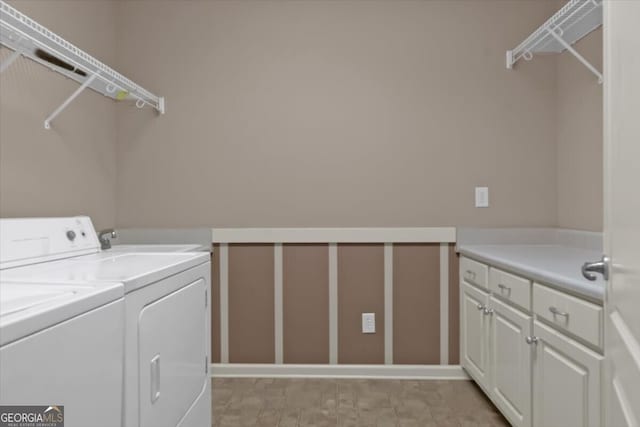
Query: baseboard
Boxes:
[{"xmin": 210, "ymin": 363, "xmax": 468, "ymax": 380}]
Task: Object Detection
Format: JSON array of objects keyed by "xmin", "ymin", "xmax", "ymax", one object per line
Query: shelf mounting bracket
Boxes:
[
  {"xmin": 506, "ymin": 50, "xmax": 514, "ymax": 69},
  {"xmin": 44, "ymin": 72, "xmax": 99, "ymax": 129},
  {"xmin": 0, "ymin": 49, "xmax": 21, "ymax": 73},
  {"xmin": 546, "ymin": 27, "xmax": 603, "ymax": 84}
]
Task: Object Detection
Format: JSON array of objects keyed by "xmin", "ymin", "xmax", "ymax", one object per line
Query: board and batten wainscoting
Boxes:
[{"xmin": 209, "ymin": 228, "xmax": 465, "ymax": 379}]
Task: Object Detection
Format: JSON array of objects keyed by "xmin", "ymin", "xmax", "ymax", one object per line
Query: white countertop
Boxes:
[
  {"xmin": 458, "ymin": 244, "xmax": 605, "ymax": 302},
  {"xmin": 111, "ymin": 228, "xmax": 212, "ymax": 253}
]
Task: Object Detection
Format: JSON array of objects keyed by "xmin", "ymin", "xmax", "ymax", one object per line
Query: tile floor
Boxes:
[{"xmin": 212, "ymin": 378, "xmax": 509, "ymax": 427}]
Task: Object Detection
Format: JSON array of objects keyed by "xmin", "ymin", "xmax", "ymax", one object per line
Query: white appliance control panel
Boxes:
[{"xmin": 0, "ymin": 217, "xmax": 100, "ymax": 269}]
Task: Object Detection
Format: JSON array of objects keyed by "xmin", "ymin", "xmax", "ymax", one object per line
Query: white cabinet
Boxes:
[
  {"xmin": 533, "ymin": 283, "xmax": 603, "ymax": 349},
  {"xmin": 489, "ymin": 296, "xmax": 532, "ymax": 427},
  {"xmin": 459, "ymin": 256, "xmax": 604, "ymax": 427},
  {"xmin": 461, "ymin": 281, "xmax": 490, "ymax": 389},
  {"xmin": 532, "ymin": 320, "xmax": 603, "ymax": 427},
  {"xmin": 461, "ymin": 256, "xmax": 489, "ymax": 289},
  {"xmin": 490, "ymin": 267, "xmax": 531, "ymax": 310}
]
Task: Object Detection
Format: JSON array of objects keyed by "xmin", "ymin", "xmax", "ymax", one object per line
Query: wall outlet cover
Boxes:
[
  {"xmin": 362, "ymin": 313, "xmax": 376, "ymax": 334},
  {"xmin": 475, "ymin": 187, "xmax": 489, "ymax": 208}
]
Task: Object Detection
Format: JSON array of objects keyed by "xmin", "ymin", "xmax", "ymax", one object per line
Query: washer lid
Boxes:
[
  {"xmin": 0, "ymin": 282, "xmax": 123, "ymax": 346},
  {"xmin": 1, "ymin": 252, "xmax": 209, "ymax": 293},
  {"xmin": 1, "ymin": 284, "xmax": 76, "ymax": 316}
]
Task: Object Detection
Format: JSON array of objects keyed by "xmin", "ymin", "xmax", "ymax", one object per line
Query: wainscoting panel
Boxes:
[
  {"xmin": 283, "ymin": 244, "xmax": 330, "ymax": 364},
  {"xmin": 211, "ymin": 244, "xmax": 221, "ymax": 363},
  {"xmin": 338, "ymin": 244, "xmax": 385, "ymax": 364},
  {"xmin": 448, "ymin": 244, "xmax": 460, "ymax": 364},
  {"xmin": 228, "ymin": 244, "xmax": 275, "ymax": 363},
  {"xmin": 212, "ymin": 227, "xmax": 457, "ymax": 370},
  {"xmin": 392, "ymin": 243, "xmax": 441, "ymax": 364}
]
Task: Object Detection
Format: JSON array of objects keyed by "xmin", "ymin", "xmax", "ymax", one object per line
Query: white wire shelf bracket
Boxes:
[
  {"xmin": 506, "ymin": 0, "xmax": 603, "ymax": 83},
  {"xmin": 0, "ymin": 0, "xmax": 165, "ymax": 129}
]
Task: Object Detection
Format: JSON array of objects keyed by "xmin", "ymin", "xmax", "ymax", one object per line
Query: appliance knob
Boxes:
[{"xmin": 66, "ymin": 230, "xmax": 76, "ymax": 241}]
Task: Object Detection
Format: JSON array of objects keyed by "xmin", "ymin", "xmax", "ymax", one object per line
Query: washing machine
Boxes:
[
  {"xmin": 0, "ymin": 217, "xmax": 212, "ymax": 427},
  {"xmin": 0, "ymin": 218, "xmax": 125, "ymax": 427}
]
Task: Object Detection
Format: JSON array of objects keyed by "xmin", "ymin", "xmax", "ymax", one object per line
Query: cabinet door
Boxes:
[
  {"xmin": 490, "ymin": 296, "xmax": 532, "ymax": 427},
  {"xmin": 533, "ymin": 320, "xmax": 603, "ymax": 427},
  {"xmin": 461, "ymin": 282, "xmax": 490, "ymax": 388}
]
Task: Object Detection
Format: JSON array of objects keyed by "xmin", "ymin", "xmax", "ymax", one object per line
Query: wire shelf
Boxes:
[
  {"xmin": 506, "ymin": 0, "xmax": 602, "ymax": 82},
  {"xmin": 0, "ymin": 1, "xmax": 164, "ymax": 128}
]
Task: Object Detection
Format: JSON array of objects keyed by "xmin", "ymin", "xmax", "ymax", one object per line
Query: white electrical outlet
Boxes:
[
  {"xmin": 475, "ymin": 187, "xmax": 489, "ymax": 208},
  {"xmin": 362, "ymin": 313, "xmax": 376, "ymax": 334}
]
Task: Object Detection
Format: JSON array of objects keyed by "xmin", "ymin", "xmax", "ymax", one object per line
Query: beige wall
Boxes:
[
  {"xmin": 556, "ymin": 28, "xmax": 603, "ymax": 231},
  {"xmin": 0, "ymin": 1, "xmax": 603, "ymax": 232},
  {"xmin": 0, "ymin": 0, "xmax": 118, "ymax": 230},
  {"xmin": 114, "ymin": 0, "xmax": 559, "ymax": 228}
]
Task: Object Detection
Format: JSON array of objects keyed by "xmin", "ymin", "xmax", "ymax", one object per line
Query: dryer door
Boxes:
[{"xmin": 138, "ymin": 278, "xmax": 207, "ymax": 427}]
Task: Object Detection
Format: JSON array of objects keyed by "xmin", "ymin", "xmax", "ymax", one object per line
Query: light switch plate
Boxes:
[
  {"xmin": 475, "ymin": 187, "xmax": 489, "ymax": 208},
  {"xmin": 362, "ymin": 313, "xmax": 375, "ymax": 334}
]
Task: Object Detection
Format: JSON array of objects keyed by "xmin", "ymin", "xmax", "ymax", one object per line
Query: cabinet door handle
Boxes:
[
  {"xmin": 476, "ymin": 303, "xmax": 485, "ymax": 310},
  {"xmin": 497, "ymin": 283, "xmax": 511, "ymax": 293},
  {"xmin": 483, "ymin": 307, "xmax": 494, "ymax": 316},
  {"xmin": 525, "ymin": 336, "xmax": 539, "ymax": 345},
  {"xmin": 549, "ymin": 306, "xmax": 569, "ymax": 318}
]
